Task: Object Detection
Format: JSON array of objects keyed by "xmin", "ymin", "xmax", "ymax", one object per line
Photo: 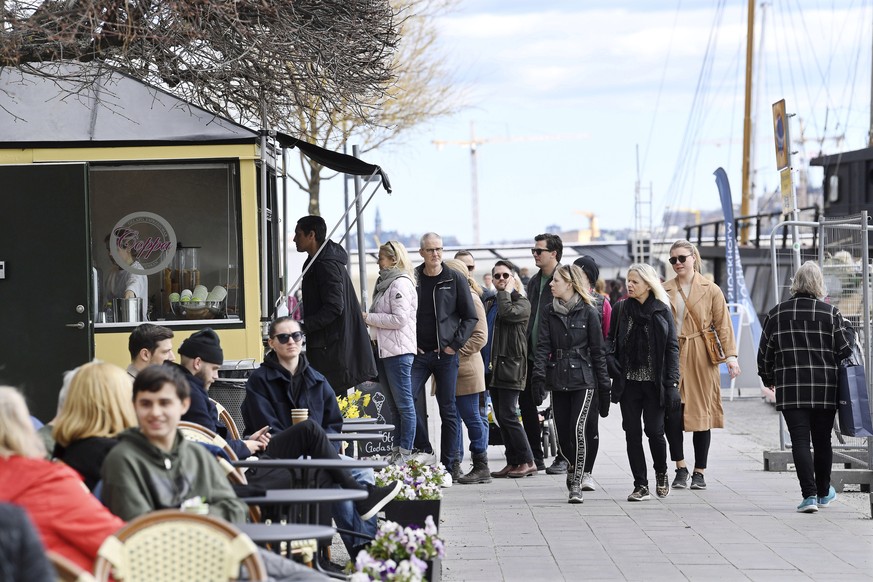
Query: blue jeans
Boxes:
[
  {"xmin": 378, "ymin": 354, "xmax": 416, "ymax": 451},
  {"xmin": 411, "ymin": 351, "xmax": 460, "ymax": 468},
  {"xmin": 333, "ymin": 455, "xmax": 376, "ymax": 552},
  {"xmin": 455, "ymin": 393, "xmax": 488, "ymax": 456}
]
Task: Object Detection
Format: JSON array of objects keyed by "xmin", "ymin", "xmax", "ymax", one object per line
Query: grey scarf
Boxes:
[
  {"xmin": 552, "ymin": 293, "xmax": 581, "ymax": 315},
  {"xmin": 372, "ymin": 268, "xmax": 410, "ymax": 305}
]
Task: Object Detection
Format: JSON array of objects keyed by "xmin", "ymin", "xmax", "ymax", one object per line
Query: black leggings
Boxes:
[{"xmin": 664, "ymin": 404, "xmax": 711, "ymax": 469}]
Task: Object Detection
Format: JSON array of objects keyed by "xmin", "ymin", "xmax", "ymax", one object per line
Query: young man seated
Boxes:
[{"xmin": 102, "ymin": 365, "xmax": 400, "ymax": 525}]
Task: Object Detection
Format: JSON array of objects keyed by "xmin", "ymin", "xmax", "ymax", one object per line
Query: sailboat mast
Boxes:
[{"xmin": 740, "ymin": 0, "xmax": 755, "ymax": 245}]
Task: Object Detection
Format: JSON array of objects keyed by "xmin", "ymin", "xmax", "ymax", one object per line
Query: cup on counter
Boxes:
[{"xmin": 291, "ymin": 409, "xmax": 309, "ymax": 425}]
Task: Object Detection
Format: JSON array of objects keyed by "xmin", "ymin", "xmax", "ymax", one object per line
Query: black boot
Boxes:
[{"xmin": 458, "ymin": 452, "xmax": 492, "ymax": 484}]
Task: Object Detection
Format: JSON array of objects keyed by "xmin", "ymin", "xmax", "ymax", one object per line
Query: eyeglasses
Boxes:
[
  {"xmin": 668, "ymin": 254, "xmax": 692, "ymax": 265},
  {"xmin": 493, "ymin": 272, "xmax": 511, "ymax": 280},
  {"xmin": 531, "ymin": 248, "xmax": 550, "ymax": 256},
  {"xmin": 273, "ymin": 332, "xmax": 305, "ymax": 344},
  {"xmin": 423, "ymin": 247, "xmax": 443, "ymax": 255}
]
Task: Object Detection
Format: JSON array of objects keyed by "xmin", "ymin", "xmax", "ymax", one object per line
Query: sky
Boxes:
[{"xmin": 286, "ymin": 0, "xmax": 873, "ymax": 247}]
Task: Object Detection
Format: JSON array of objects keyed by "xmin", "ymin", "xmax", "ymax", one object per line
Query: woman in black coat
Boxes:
[
  {"xmin": 607, "ymin": 263, "xmax": 680, "ymax": 502},
  {"xmin": 532, "ymin": 264, "xmax": 610, "ymax": 504}
]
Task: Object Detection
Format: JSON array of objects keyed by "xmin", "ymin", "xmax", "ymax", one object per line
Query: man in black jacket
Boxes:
[
  {"xmin": 294, "ymin": 215, "xmax": 377, "ymax": 395},
  {"xmin": 411, "ymin": 233, "xmax": 478, "ymax": 476},
  {"xmin": 524, "ymin": 233, "xmax": 563, "ymax": 473}
]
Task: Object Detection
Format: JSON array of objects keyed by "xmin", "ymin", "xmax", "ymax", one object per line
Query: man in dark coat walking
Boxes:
[{"xmin": 294, "ymin": 215, "xmax": 377, "ymax": 395}]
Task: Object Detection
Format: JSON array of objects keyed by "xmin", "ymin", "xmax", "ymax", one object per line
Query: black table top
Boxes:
[
  {"xmin": 239, "ymin": 488, "xmax": 367, "ymax": 505},
  {"xmin": 232, "ymin": 458, "xmax": 388, "ymax": 470},
  {"xmin": 237, "ymin": 523, "xmax": 336, "ymax": 543},
  {"xmin": 341, "ymin": 423, "xmax": 395, "ymax": 433}
]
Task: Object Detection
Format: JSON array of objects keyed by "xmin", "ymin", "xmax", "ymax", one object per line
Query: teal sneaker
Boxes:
[
  {"xmin": 817, "ymin": 486, "xmax": 837, "ymax": 507},
  {"xmin": 796, "ymin": 496, "xmax": 818, "ymax": 513}
]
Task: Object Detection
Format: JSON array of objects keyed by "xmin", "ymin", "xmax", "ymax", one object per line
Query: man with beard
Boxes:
[{"xmin": 174, "ymin": 328, "xmax": 271, "ymax": 460}]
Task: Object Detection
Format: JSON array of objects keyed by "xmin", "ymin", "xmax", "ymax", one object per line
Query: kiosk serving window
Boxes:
[{"xmin": 90, "ymin": 162, "xmax": 242, "ymax": 327}]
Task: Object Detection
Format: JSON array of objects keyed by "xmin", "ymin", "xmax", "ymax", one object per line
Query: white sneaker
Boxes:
[
  {"xmin": 580, "ymin": 472, "xmax": 596, "ymax": 491},
  {"xmin": 441, "ymin": 472, "xmax": 453, "ymax": 488},
  {"xmin": 413, "ymin": 451, "xmax": 438, "ymax": 466}
]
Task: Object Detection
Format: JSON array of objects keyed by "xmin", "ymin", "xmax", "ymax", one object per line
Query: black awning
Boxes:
[{"xmin": 275, "ymin": 131, "xmax": 391, "ymax": 193}]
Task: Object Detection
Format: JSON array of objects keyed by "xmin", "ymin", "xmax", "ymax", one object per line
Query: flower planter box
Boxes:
[
  {"xmin": 382, "ymin": 499, "xmax": 441, "ymax": 530},
  {"xmin": 425, "ymin": 557, "xmax": 441, "ymax": 582}
]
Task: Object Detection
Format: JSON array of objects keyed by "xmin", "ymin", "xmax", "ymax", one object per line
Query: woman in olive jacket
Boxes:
[{"xmin": 532, "ymin": 264, "xmax": 610, "ymax": 503}]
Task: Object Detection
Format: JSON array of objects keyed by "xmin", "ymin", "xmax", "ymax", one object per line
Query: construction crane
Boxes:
[{"xmin": 433, "ymin": 121, "xmax": 589, "ymax": 244}]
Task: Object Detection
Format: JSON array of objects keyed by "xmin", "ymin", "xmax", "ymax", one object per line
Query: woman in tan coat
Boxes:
[
  {"xmin": 662, "ymin": 240, "xmax": 740, "ymax": 490},
  {"xmin": 443, "ymin": 259, "xmax": 490, "ymax": 484}
]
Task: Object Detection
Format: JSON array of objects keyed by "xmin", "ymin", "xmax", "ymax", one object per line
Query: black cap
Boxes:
[
  {"xmin": 573, "ymin": 256, "xmax": 599, "ymax": 287},
  {"xmin": 178, "ymin": 328, "xmax": 224, "ymax": 365}
]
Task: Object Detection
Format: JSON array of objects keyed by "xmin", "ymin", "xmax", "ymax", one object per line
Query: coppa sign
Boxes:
[{"xmin": 110, "ymin": 212, "xmax": 177, "ymax": 276}]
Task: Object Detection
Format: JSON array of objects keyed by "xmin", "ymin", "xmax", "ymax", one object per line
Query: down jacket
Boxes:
[
  {"xmin": 456, "ymin": 291, "xmax": 488, "ymax": 396},
  {"xmin": 0, "ymin": 456, "xmax": 124, "ymax": 573},
  {"xmin": 532, "ymin": 297, "xmax": 610, "ymax": 402},
  {"xmin": 368, "ymin": 274, "xmax": 418, "ymax": 358}
]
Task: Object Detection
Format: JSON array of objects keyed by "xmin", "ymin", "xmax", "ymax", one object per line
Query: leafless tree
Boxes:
[
  {"xmin": 0, "ymin": 0, "xmax": 400, "ymax": 124},
  {"xmin": 287, "ymin": 0, "xmax": 464, "ymax": 215}
]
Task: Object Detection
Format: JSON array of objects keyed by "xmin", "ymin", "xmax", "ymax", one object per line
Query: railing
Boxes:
[{"xmin": 684, "ymin": 206, "xmax": 821, "ymax": 248}]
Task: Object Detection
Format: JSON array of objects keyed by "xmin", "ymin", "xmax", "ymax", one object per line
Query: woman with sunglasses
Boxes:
[
  {"xmin": 662, "ymin": 240, "xmax": 739, "ymax": 491},
  {"xmin": 363, "ymin": 241, "xmax": 418, "ymax": 464},
  {"xmin": 242, "ymin": 316, "xmax": 344, "ymax": 436},
  {"xmin": 532, "ymin": 264, "xmax": 611, "ymax": 503}
]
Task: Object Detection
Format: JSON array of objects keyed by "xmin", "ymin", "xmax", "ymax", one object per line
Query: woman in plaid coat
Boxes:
[{"xmin": 757, "ymin": 261, "xmax": 854, "ymax": 513}]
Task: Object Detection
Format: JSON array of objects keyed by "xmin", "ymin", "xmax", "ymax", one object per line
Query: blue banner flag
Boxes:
[{"xmin": 713, "ymin": 168, "xmax": 762, "ymax": 344}]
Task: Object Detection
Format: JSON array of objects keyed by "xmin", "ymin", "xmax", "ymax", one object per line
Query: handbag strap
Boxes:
[{"xmin": 676, "ymin": 283, "xmax": 707, "ymax": 334}]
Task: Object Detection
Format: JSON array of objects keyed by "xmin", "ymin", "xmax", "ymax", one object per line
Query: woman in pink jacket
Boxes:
[{"xmin": 364, "ymin": 241, "xmax": 418, "ymax": 464}]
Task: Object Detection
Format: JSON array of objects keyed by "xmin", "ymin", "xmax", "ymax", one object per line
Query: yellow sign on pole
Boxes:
[
  {"xmin": 780, "ymin": 168, "xmax": 793, "ymax": 214},
  {"xmin": 772, "ymin": 99, "xmax": 789, "ymax": 170}
]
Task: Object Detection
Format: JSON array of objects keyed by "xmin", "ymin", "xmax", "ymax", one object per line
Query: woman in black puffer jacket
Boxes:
[{"xmin": 532, "ymin": 264, "xmax": 610, "ymax": 504}]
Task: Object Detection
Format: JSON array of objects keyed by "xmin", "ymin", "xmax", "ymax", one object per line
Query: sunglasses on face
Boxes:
[
  {"xmin": 273, "ymin": 332, "xmax": 305, "ymax": 344},
  {"xmin": 668, "ymin": 254, "xmax": 692, "ymax": 265},
  {"xmin": 493, "ymin": 272, "xmax": 512, "ymax": 280},
  {"xmin": 531, "ymin": 248, "xmax": 550, "ymax": 256}
]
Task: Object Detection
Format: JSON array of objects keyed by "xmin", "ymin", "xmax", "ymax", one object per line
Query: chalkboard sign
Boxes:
[{"xmin": 356, "ymin": 380, "xmax": 396, "ymax": 457}]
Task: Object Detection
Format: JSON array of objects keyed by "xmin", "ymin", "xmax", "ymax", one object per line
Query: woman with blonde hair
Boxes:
[
  {"xmin": 443, "ymin": 258, "xmax": 490, "ymax": 484},
  {"xmin": 663, "ymin": 239, "xmax": 739, "ymax": 491},
  {"xmin": 607, "ymin": 263, "xmax": 680, "ymax": 501},
  {"xmin": 52, "ymin": 361, "xmax": 136, "ymax": 491},
  {"xmin": 0, "ymin": 386, "xmax": 125, "ymax": 572},
  {"xmin": 363, "ymin": 240, "xmax": 418, "ymax": 464},
  {"xmin": 532, "ymin": 264, "xmax": 611, "ymax": 502}
]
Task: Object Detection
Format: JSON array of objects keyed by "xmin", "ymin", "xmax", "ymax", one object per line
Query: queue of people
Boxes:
[{"xmin": 1, "ymin": 229, "xmax": 858, "ymax": 579}]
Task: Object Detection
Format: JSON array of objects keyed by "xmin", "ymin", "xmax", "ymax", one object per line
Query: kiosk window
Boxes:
[{"xmin": 90, "ymin": 162, "xmax": 242, "ymax": 326}]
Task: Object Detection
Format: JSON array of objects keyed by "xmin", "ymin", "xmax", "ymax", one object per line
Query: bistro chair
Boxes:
[
  {"xmin": 47, "ymin": 550, "xmax": 97, "ymax": 582},
  {"xmin": 211, "ymin": 397, "xmax": 242, "ymax": 441},
  {"xmin": 93, "ymin": 510, "xmax": 266, "ymax": 581}
]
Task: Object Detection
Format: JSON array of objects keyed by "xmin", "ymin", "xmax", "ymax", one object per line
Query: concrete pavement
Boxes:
[{"xmin": 437, "ymin": 398, "xmax": 873, "ymax": 581}]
